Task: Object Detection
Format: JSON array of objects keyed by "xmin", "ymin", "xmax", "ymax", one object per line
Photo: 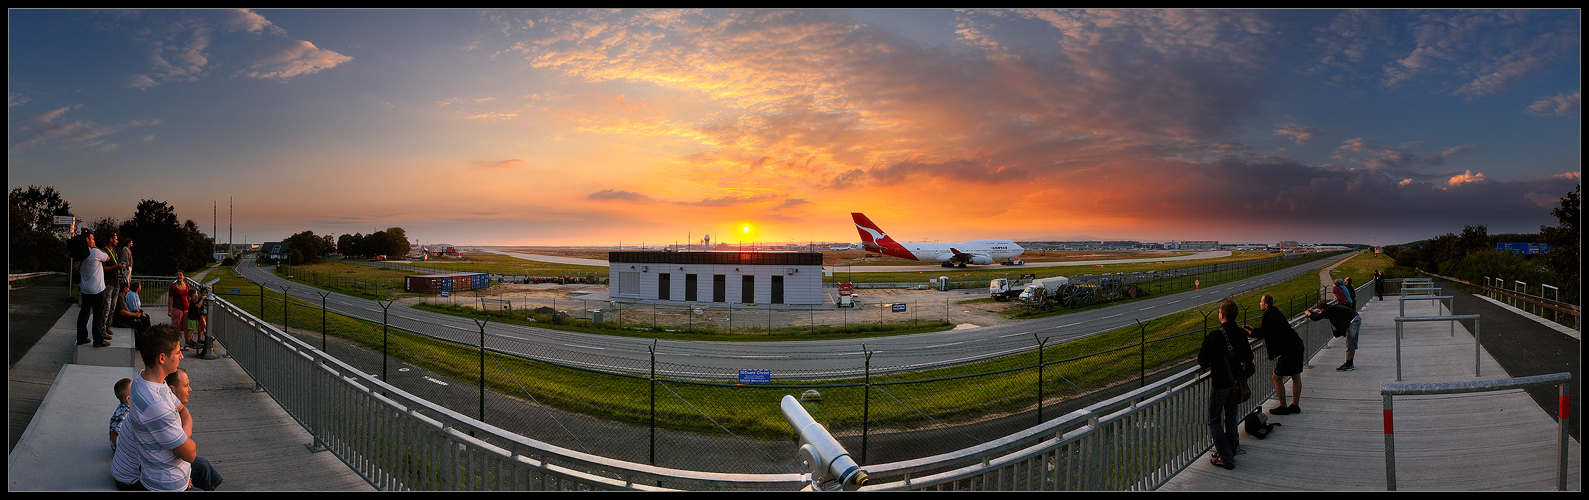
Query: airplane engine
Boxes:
[{"xmin": 968, "ymin": 255, "xmax": 993, "ymax": 265}]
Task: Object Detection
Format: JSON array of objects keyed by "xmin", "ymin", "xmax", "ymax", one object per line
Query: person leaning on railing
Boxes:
[{"xmin": 1304, "ymin": 301, "xmax": 1360, "ymax": 372}]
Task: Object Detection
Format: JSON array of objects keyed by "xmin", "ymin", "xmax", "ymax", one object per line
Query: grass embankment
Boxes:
[
  {"xmin": 209, "ymin": 252, "xmax": 1354, "ymax": 439},
  {"xmin": 411, "ymin": 301, "xmax": 954, "ymax": 342}
]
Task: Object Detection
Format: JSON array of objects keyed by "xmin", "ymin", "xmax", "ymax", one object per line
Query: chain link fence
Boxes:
[{"xmin": 212, "ymin": 277, "xmax": 1325, "ymax": 475}]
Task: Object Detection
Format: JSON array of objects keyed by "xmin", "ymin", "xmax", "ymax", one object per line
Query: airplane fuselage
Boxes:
[{"xmin": 853, "ymin": 213, "xmax": 1025, "ymax": 266}]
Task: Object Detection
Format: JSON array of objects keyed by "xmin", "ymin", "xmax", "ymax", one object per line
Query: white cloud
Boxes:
[
  {"xmin": 1526, "ymin": 91, "xmax": 1580, "ymax": 116},
  {"xmin": 238, "ymin": 40, "xmax": 352, "ymax": 80}
]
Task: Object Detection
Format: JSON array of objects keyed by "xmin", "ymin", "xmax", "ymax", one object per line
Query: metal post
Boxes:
[
  {"xmin": 1035, "ymin": 334, "xmax": 1049, "ymax": 423},
  {"xmin": 1382, "ymin": 386, "xmax": 1396, "ymax": 488},
  {"xmin": 1137, "ymin": 320, "xmax": 1147, "ymax": 387},
  {"xmin": 1558, "ymin": 381, "xmax": 1570, "ymax": 491},
  {"xmin": 649, "ymin": 340, "xmax": 657, "ymax": 466},
  {"xmin": 862, "ymin": 345, "xmax": 871, "ymax": 464},
  {"xmin": 280, "ymin": 285, "xmax": 291, "ymax": 334},
  {"xmin": 377, "ymin": 299, "xmax": 393, "ymax": 381},
  {"xmin": 317, "ymin": 290, "xmax": 330, "ymax": 352},
  {"xmin": 475, "ymin": 318, "xmax": 488, "ymax": 422}
]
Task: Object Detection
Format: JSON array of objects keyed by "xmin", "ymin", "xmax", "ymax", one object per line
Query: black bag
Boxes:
[
  {"xmin": 69, "ymin": 233, "xmax": 90, "ymax": 261},
  {"xmin": 1243, "ymin": 409, "xmax": 1281, "ymax": 439},
  {"xmin": 1222, "ymin": 328, "xmax": 1256, "ymax": 383}
]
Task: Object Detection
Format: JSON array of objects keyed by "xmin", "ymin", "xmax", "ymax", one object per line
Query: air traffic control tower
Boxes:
[{"xmin": 608, "ymin": 251, "xmax": 824, "ymax": 305}]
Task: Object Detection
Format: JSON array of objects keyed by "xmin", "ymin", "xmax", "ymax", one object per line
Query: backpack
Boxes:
[
  {"xmin": 1244, "ymin": 408, "xmax": 1281, "ymax": 439},
  {"xmin": 69, "ymin": 233, "xmax": 90, "ymax": 261}
]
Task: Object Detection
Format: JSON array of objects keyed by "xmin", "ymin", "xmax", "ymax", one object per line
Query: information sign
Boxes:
[{"xmin": 738, "ymin": 369, "xmax": 771, "ymax": 383}]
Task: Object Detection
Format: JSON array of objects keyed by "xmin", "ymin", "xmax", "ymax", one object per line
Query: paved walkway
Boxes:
[
  {"xmin": 1159, "ymin": 284, "xmax": 1581, "ymax": 490},
  {"xmin": 7, "ymin": 273, "xmax": 374, "ymax": 491}
]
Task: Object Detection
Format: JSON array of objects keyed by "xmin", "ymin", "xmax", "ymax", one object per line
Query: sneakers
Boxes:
[
  {"xmin": 1287, "ymin": 404, "xmax": 1301, "ymax": 414},
  {"xmin": 1336, "ymin": 361, "xmax": 1355, "ymax": 371},
  {"xmin": 1269, "ymin": 405, "xmax": 1292, "ymax": 415}
]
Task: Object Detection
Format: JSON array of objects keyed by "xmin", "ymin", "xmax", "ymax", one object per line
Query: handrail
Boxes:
[{"xmin": 1380, "ymin": 372, "xmax": 1574, "ymax": 491}]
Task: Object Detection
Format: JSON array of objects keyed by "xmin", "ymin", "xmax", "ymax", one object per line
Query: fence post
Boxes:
[
  {"xmin": 862, "ymin": 345, "xmax": 872, "ymax": 464},
  {"xmin": 475, "ymin": 318, "xmax": 488, "ymax": 422},
  {"xmin": 649, "ymin": 339, "xmax": 657, "ymax": 466},
  {"xmin": 316, "ymin": 290, "xmax": 330, "ymax": 352},
  {"xmin": 280, "ymin": 285, "xmax": 292, "ymax": 334},
  {"xmin": 1035, "ymin": 334, "xmax": 1049, "ymax": 423},
  {"xmin": 377, "ymin": 299, "xmax": 394, "ymax": 381},
  {"xmin": 1137, "ymin": 320, "xmax": 1147, "ymax": 387}
]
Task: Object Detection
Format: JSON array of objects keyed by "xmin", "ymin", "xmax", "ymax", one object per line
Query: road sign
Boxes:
[
  {"xmin": 53, "ymin": 216, "xmax": 74, "ymax": 225},
  {"xmin": 892, "ymin": 303, "xmax": 906, "ymax": 313},
  {"xmin": 738, "ymin": 369, "xmax": 771, "ymax": 383}
]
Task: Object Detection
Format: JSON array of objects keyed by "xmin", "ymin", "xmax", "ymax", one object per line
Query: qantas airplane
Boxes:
[{"xmin": 852, "ymin": 212, "xmax": 1025, "ymax": 267}]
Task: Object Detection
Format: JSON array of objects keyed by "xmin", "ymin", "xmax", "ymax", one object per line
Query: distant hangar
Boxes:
[{"xmin": 608, "ymin": 251, "xmax": 823, "ymax": 305}]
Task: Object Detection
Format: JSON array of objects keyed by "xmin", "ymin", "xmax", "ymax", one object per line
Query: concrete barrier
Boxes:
[{"xmin": 7, "ymin": 364, "xmax": 139, "ymax": 491}]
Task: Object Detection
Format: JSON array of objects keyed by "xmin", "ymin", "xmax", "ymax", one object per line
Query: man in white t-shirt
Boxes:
[
  {"xmin": 75, "ymin": 232, "xmax": 111, "ymax": 347},
  {"xmin": 123, "ymin": 324, "xmax": 221, "ymax": 490}
]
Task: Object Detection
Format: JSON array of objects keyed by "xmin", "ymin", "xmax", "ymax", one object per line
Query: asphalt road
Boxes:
[{"xmin": 232, "ymin": 254, "xmax": 1337, "ymax": 379}]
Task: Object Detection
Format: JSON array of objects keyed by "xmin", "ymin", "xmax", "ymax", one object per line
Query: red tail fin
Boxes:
[{"xmin": 851, "ymin": 213, "xmax": 917, "ymax": 260}]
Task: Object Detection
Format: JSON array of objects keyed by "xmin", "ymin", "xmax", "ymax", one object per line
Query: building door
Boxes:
[
  {"xmin": 658, "ymin": 273, "xmax": 670, "ymax": 300},
  {"xmin": 742, "ymin": 275, "xmax": 755, "ymax": 304},
  {"xmin": 712, "ymin": 275, "xmax": 725, "ymax": 302},
  {"xmin": 685, "ymin": 274, "xmax": 697, "ymax": 301},
  {"xmin": 771, "ymin": 275, "xmax": 784, "ymax": 304}
]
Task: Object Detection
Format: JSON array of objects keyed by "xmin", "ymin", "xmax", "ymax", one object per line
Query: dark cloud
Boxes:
[{"xmin": 587, "ymin": 189, "xmax": 654, "ymax": 202}]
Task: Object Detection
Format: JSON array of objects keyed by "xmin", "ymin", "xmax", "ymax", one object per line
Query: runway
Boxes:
[{"xmin": 488, "ymin": 249, "xmax": 1235, "ymax": 273}]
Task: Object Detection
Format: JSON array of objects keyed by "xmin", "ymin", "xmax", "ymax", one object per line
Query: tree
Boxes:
[
  {"xmin": 381, "ymin": 227, "xmax": 411, "ymax": 257},
  {"xmin": 118, "ymin": 200, "xmax": 211, "ymax": 275},
  {"xmin": 284, "ymin": 230, "xmax": 332, "ymax": 264},
  {"xmin": 8, "ymin": 185, "xmax": 73, "ymax": 235},
  {"xmin": 8, "ymin": 186, "xmax": 73, "ymax": 273},
  {"xmin": 1539, "ymin": 185, "xmax": 1580, "ymax": 303}
]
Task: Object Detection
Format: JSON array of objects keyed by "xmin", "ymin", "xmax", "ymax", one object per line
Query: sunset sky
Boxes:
[{"xmin": 8, "ymin": 9, "xmax": 1581, "ymax": 248}]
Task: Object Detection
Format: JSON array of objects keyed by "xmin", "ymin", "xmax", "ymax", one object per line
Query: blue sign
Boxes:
[
  {"xmin": 892, "ymin": 303, "xmax": 907, "ymax": 313},
  {"xmin": 441, "ymin": 290, "xmax": 450, "ymax": 298},
  {"xmin": 1496, "ymin": 242, "xmax": 1549, "ymax": 255},
  {"xmin": 738, "ymin": 369, "xmax": 771, "ymax": 384},
  {"xmin": 231, "ymin": 288, "xmax": 240, "ymax": 294}
]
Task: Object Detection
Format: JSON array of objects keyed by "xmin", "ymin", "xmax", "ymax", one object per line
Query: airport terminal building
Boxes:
[{"xmin": 607, "ymin": 251, "xmax": 824, "ymax": 305}]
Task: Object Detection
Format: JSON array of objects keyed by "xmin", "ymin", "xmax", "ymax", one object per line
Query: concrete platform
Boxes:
[
  {"xmin": 8, "ymin": 304, "xmax": 375, "ymax": 491},
  {"xmin": 1158, "ymin": 293, "xmax": 1582, "ymax": 491},
  {"xmin": 6, "ymin": 364, "xmax": 138, "ymax": 490}
]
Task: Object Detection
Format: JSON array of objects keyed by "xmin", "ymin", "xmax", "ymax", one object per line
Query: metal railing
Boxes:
[
  {"xmin": 212, "ymin": 295, "xmax": 808, "ymax": 490},
  {"xmin": 201, "ymin": 276, "xmax": 1351, "ymax": 491},
  {"xmin": 1380, "ymin": 372, "xmax": 1575, "ymax": 491},
  {"xmin": 858, "ymin": 299, "xmax": 1342, "ymax": 490}
]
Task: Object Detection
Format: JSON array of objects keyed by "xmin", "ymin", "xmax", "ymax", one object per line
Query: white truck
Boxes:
[{"xmin": 1017, "ymin": 276, "xmax": 1071, "ymax": 304}]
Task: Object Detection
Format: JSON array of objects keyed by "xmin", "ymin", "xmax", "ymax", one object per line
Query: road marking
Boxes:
[
  {"xmin": 423, "ymin": 376, "xmax": 449, "ymax": 386},
  {"xmin": 1139, "ymin": 305, "xmax": 1156, "ymax": 310},
  {"xmin": 564, "ymin": 344, "xmax": 606, "ymax": 351},
  {"xmin": 1102, "ymin": 313, "xmax": 1122, "ymax": 319}
]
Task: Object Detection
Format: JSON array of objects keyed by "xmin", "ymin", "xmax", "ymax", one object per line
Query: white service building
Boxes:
[{"xmin": 607, "ymin": 251, "xmax": 824, "ymax": 305}]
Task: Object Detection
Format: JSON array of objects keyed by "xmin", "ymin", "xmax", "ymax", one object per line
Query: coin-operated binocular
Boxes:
[{"xmin": 781, "ymin": 395, "xmax": 869, "ymax": 491}]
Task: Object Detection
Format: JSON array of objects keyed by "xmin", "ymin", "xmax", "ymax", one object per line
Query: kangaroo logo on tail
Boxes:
[{"xmin": 851, "ymin": 213, "xmax": 917, "ymax": 260}]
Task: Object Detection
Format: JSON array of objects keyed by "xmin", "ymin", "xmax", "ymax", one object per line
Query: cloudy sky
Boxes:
[{"xmin": 8, "ymin": 9, "xmax": 1580, "ymax": 247}]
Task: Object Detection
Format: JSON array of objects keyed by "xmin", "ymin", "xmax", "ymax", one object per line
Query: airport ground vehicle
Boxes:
[{"xmin": 988, "ymin": 275, "xmax": 1035, "ymax": 301}]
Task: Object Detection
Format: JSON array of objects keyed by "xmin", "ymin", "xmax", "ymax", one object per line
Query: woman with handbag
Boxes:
[{"xmin": 1200, "ymin": 299, "xmax": 1254, "ymax": 470}]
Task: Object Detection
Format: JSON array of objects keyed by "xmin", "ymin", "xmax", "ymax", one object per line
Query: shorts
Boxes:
[
  {"xmin": 1345, "ymin": 316, "xmax": 1361, "ymax": 353},
  {"xmin": 1274, "ymin": 348, "xmax": 1304, "ymax": 376}
]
